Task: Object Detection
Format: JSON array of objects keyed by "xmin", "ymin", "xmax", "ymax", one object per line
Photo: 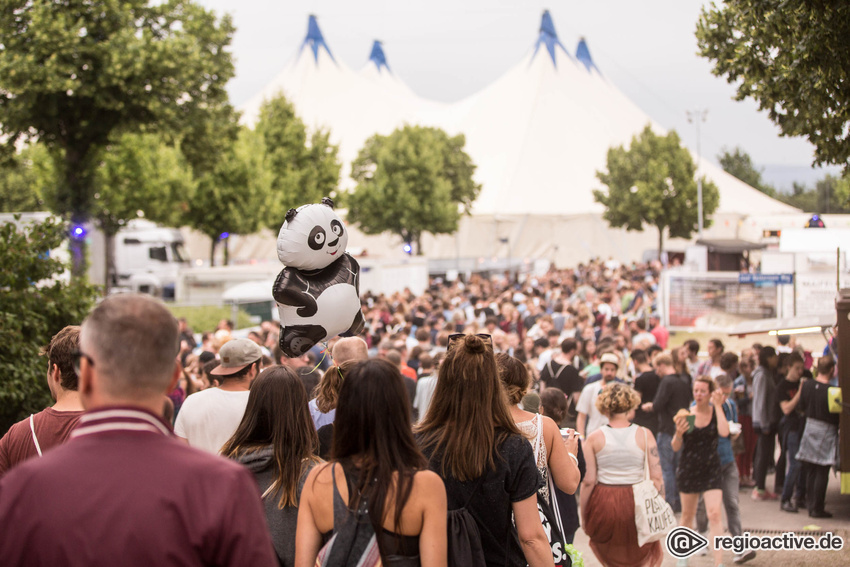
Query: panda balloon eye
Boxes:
[
  {"xmin": 330, "ymin": 219, "xmax": 343, "ymax": 236},
  {"xmin": 308, "ymin": 226, "xmax": 327, "ymax": 250}
]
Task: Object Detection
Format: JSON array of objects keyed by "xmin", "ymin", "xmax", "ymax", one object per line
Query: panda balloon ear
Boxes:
[
  {"xmin": 321, "ymin": 197, "xmax": 335, "ymax": 209},
  {"xmin": 285, "ymin": 208, "xmax": 298, "ymax": 223}
]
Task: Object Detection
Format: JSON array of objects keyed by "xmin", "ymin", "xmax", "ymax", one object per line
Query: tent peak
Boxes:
[
  {"xmin": 533, "ymin": 10, "xmax": 570, "ymax": 68},
  {"xmin": 301, "ymin": 14, "xmax": 335, "ymax": 64},
  {"xmin": 368, "ymin": 40, "xmax": 391, "ymax": 73},
  {"xmin": 576, "ymin": 37, "xmax": 601, "ymax": 74}
]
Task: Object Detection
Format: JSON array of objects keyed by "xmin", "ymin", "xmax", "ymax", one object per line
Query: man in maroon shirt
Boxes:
[
  {"xmin": 0, "ymin": 294, "xmax": 277, "ymax": 567},
  {"xmin": 0, "ymin": 325, "xmax": 85, "ymax": 477}
]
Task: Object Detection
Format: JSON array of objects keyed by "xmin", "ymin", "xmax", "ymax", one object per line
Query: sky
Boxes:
[{"xmin": 196, "ymin": 0, "xmax": 837, "ymax": 190}]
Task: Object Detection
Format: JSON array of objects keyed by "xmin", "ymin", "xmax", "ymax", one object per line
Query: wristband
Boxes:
[{"xmin": 567, "ymin": 452, "xmax": 579, "ymax": 467}]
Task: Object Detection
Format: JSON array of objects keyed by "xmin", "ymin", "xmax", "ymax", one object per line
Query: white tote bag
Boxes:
[{"xmin": 633, "ymin": 428, "xmax": 676, "ymax": 547}]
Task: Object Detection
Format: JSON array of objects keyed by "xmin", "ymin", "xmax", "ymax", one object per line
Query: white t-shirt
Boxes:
[
  {"xmin": 413, "ymin": 374, "xmax": 438, "ymax": 422},
  {"xmin": 174, "ymin": 388, "xmax": 250, "ymax": 454},
  {"xmin": 576, "ymin": 380, "xmax": 609, "ymax": 436}
]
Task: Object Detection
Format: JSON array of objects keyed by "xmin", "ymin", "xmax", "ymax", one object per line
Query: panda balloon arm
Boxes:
[
  {"xmin": 342, "ymin": 309, "xmax": 366, "ymax": 337},
  {"xmin": 340, "ymin": 254, "xmax": 365, "ymax": 337},
  {"xmin": 272, "ymin": 269, "xmax": 319, "ymax": 317}
]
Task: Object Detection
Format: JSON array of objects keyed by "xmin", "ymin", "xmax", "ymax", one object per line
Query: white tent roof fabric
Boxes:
[{"xmin": 233, "ymin": 12, "xmax": 798, "ymax": 266}]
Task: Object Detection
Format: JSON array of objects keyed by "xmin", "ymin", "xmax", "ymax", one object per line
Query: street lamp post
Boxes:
[{"xmin": 686, "ymin": 109, "xmax": 708, "ymax": 239}]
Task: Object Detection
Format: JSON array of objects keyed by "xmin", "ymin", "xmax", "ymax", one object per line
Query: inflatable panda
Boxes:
[{"xmin": 272, "ymin": 197, "xmax": 365, "ymax": 358}]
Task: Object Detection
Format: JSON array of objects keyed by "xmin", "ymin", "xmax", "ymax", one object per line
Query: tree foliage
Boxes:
[
  {"xmin": 0, "ymin": 144, "xmax": 52, "ymax": 212},
  {"xmin": 0, "ymin": 215, "xmax": 98, "ymax": 434},
  {"xmin": 781, "ymin": 174, "xmax": 850, "ymax": 214},
  {"xmin": 183, "ymin": 127, "xmax": 270, "ymax": 265},
  {"xmin": 593, "ymin": 125, "xmax": 719, "ymax": 256},
  {"xmin": 347, "ymin": 125, "xmax": 480, "ymax": 254},
  {"xmin": 697, "ymin": 0, "xmax": 850, "ymax": 171},
  {"xmin": 254, "ymin": 95, "xmax": 341, "ymax": 230},
  {"xmin": 718, "ymin": 147, "xmax": 777, "ymax": 197},
  {"xmin": 0, "ymin": 0, "xmax": 236, "ymax": 274}
]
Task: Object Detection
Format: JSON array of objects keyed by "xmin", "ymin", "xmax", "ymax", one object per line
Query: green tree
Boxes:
[
  {"xmin": 347, "ymin": 125, "xmax": 481, "ymax": 254},
  {"xmin": 697, "ymin": 1, "xmax": 850, "ymax": 171},
  {"xmin": 183, "ymin": 127, "xmax": 270, "ymax": 265},
  {"xmin": 0, "ymin": 144, "xmax": 53, "ymax": 212},
  {"xmin": 779, "ymin": 174, "xmax": 850, "ymax": 214},
  {"xmin": 0, "ymin": 0, "xmax": 236, "ymax": 276},
  {"xmin": 90, "ymin": 133, "xmax": 196, "ymax": 288},
  {"xmin": 593, "ymin": 125, "xmax": 720, "ymax": 257},
  {"xmin": 254, "ymin": 95, "xmax": 341, "ymax": 229},
  {"xmin": 828, "ymin": 174, "xmax": 850, "ymax": 213},
  {"xmin": 0, "ymin": 215, "xmax": 99, "ymax": 434},
  {"xmin": 718, "ymin": 147, "xmax": 777, "ymax": 197}
]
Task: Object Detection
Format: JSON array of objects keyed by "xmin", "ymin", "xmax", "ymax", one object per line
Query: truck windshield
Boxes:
[
  {"xmin": 149, "ymin": 246, "xmax": 168, "ymax": 262},
  {"xmin": 171, "ymin": 242, "xmax": 188, "ymax": 263}
]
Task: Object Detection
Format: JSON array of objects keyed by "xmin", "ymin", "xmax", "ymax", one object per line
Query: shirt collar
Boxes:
[{"xmin": 70, "ymin": 406, "xmax": 173, "ymax": 440}]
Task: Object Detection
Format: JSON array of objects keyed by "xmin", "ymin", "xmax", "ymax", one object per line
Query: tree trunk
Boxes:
[
  {"xmin": 223, "ymin": 237, "xmax": 230, "ymax": 266},
  {"xmin": 657, "ymin": 226, "xmax": 664, "ymax": 264},
  {"xmin": 64, "ymin": 146, "xmax": 94, "ymax": 279},
  {"xmin": 415, "ymin": 233, "xmax": 423, "ymax": 256},
  {"xmin": 104, "ymin": 229, "xmax": 117, "ymax": 293},
  {"xmin": 210, "ymin": 237, "xmax": 218, "ymax": 267},
  {"xmin": 69, "ymin": 212, "xmax": 88, "ymax": 279}
]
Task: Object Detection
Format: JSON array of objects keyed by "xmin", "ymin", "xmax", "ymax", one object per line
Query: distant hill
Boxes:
[{"xmin": 762, "ymin": 164, "xmax": 843, "ymax": 193}]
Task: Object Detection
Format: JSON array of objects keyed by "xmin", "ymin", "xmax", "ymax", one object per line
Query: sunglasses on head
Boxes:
[{"xmin": 447, "ymin": 333, "xmax": 493, "ymax": 351}]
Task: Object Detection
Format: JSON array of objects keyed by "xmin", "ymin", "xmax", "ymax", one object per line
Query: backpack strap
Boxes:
[
  {"xmin": 461, "ymin": 471, "xmax": 488, "ymax": 509},
  {"xmin": 29, "ymin": 415, "xmax": 43, "ymax": 457}
]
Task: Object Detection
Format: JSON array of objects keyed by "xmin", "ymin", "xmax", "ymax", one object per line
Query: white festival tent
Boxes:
[
  {"xmin": 211, "ymin": 12, "xmax": 798, "ymax": 269},
  {"xmin": 240, "ymin": 16, "xmax": 438, "ymax": 183}
]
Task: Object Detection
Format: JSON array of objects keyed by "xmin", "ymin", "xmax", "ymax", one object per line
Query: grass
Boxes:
[{"xmin": 167, "ymin": 305, "xmax": 256, "ymax": 334}]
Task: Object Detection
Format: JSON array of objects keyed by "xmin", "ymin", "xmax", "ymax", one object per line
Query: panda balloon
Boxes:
[{"xmin": 272, "ymin": 197, "xmax": 365, "ymax": 358}]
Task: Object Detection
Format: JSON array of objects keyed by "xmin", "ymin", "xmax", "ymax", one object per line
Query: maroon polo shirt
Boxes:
[
  {"xmin": 0, "ymin": 406, "xmax": 278, "ymax": 567},
  {"xmin": 0, "ymin": 407, "xmax": 84, "ymax": 477}
]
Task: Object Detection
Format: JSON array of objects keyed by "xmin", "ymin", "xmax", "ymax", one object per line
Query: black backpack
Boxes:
[{"xmin": 446, "ymin": 474, "xmax": 488, "ymax": 567}]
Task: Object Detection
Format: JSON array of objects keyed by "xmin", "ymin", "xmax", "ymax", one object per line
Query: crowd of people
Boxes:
[{"xmin": 0, "ymin": 259, "xmax": 842, "ymax": 567}]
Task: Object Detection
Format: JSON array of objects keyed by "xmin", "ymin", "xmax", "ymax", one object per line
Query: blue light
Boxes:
[
  {"xmin": 812, "ymin": 215, "xmax": 820, "ymax": 220},
  {"xmin": 220, "ymin": 232, "xmax": 230, "ymax": 239},
  {"xmin": 71, "ymin": 225, "xmax": 86, "ymax": 238},
  {"xmin": 403, "ymin": 243, "xmax": 412, "ymax": 254}
]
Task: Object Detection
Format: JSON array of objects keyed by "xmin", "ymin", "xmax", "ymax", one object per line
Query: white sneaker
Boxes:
[{"xmin": 733, "ymin": 549, "xmax": 756, "ymax": 564}]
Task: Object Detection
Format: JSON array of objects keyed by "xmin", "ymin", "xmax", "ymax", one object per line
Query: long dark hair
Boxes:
[
  {"xmin": 221, "ymin": 365, "xmax": 319, "ymax": 508},
  {"xmin": 330, "ymin": 358, "xmax": 427, "ymax": 537},
  {"xmin": 415, "ymin": 334, "xmax": 521, "ymax": 481}
]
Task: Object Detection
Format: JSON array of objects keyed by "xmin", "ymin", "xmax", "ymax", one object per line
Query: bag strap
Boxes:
[
  {"xmin": 548, "ymin": 360, "xmax": 567, "ymax": 381},
  {"xmin": 546, "ymin": 465, "xmax": 566, "ymax": 543},
  {"xmin": 642, "ymin": 426, "xmax": 650, "ymax": 481},
  {"xmin": 461, "ymin": 470, "xmax": 488, "ymax": 509},
  {"xmin": 29, "ymin": 414, "xmax": 43, "ymax": 457}
]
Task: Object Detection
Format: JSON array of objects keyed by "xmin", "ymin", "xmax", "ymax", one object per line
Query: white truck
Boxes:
[{"xmin": 1, "ymin": 212, "xmax": 189, "ymax": 299}]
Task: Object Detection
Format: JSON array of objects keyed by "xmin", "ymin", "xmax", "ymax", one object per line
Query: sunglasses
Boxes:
[
  {"xmin": 447, "ymin": 333, "xmax": 493, "ymax": 351},
  {"xmin": 71, "ymin": 349, "xmax": 95, "ymax": 377}
]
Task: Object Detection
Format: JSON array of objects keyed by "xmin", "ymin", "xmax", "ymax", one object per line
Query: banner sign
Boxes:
[{"xmin": 738, "ymin": 273, "xmax": 794, "ymax": 285}]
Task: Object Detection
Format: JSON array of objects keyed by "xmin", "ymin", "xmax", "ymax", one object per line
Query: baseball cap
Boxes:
[
  {"xmin": 599, "ymin": 352, "xmax": 620, "ymax": 369},
  {"xmin": 211, "ymin": 338, "xmax": 263, "ymax": 375}
]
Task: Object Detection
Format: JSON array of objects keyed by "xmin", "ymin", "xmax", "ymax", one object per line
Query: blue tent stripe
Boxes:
[
  {"xmin": 576, "ymin": 38, "xmax": 601, "ymax": 74},
  {"xmin": 368, "ymin": 40, "xmax": 391, "ymax": 73},
  {"xmin": 533, "ymin": 10, "xmax": 570, "ymax": 68},
  {"xmin": 301, "ymin": 14, "xmax": 335, "ymax": 64}
]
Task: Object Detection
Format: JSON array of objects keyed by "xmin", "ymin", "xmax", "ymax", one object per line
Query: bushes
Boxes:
[{"xmin": 0, "ymin": 216, "xmax": 99, "ymax": 434}]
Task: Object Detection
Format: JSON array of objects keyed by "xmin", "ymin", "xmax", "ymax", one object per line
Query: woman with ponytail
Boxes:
[
  {"xmin": 416, "ymin": 333, "xmax": 555, "ymax": 567},
  {"xmin": 221, "ymin": 366, "xmax": 320, "ymax": 567}
]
